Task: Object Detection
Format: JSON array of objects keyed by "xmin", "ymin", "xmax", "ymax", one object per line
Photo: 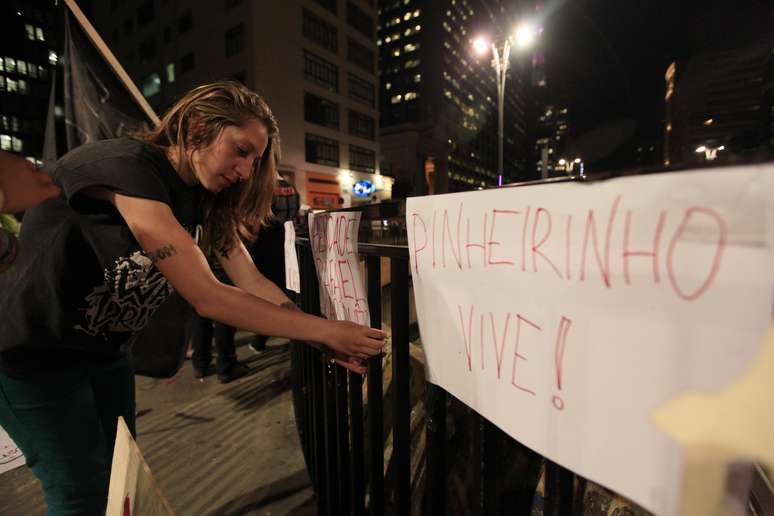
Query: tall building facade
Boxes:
[
  {"xmin": 90, "ymin": 0, "xmax": 389, "ymax": 209},
  {"xmin": 663, "ymin": 42, "xmax": 774, "ymax": 167},
  {"xmin": 378, "ymin": 0, "xmax": 535, "ymax": 196},
  {"xmin": 0, "ymin": 0, "xmax": 58, "ymax": 162}
]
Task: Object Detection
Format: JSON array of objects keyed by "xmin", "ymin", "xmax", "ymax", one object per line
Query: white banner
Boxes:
[
  {"xmin": 309, "ymin": 212, "xmax": 370, "ymax": 325},
  {"xmin": 407, "ymin": 165, "xmax": 774, "ymax": 515},
  {"xmin": 284, "ymin": 221, "xmax": 300, "ymax": 294}
]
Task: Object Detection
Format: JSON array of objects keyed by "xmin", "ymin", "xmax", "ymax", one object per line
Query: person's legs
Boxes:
[
  {"xmin": 0, "ymin": 366, "xmax": 120, "ymax": 515},
  {"xmin": 213, "ymin": 322, "xmax": 250, "ymax": 383},
  {"xmin": 90, "ymin": 355, "xmax": 136, "ymax": 440},
  {"xmin": 213, "ymin": 322, "xmax": 237, "ymax": 375},
  {"xmin": 190, "ymin": 313, "xmax": 214, "ymax": 377}
]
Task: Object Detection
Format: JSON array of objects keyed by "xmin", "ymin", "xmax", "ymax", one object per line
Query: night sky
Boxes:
[{"xmin": 533, "ymin": 0, "xmax": 774, "ymax": 158}]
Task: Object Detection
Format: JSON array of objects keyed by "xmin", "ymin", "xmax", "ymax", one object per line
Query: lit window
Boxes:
[
  {"xmin": 5, "ymin": 58, "xmax": 16, "ymax": 73},
  {"xmin": 6, "ymin": 78, "xmax": 17, "ymax": 93},
  {"xmin": 0, "ymin": 77, "xmax": 4, "ymax": 91},
  {"xmin": 405, "ymin": 59, "xmax": 419, "ymax": 69},
  {"xmin": 404, "ymin": 91, "xmax": 417, "ymax": 100},
  {"xmin": 403, "ymin": 12, "xmax": 411, "ymax": 21},
  {"xmin": 385, "ymin": 82, "xmax": 391, "ymax": 90},
  {"xmin": 48, "ymin": 51, "xmax": 58, "ymax": 66},
  {"xmin": 415, "ymin": 24, "xmax": 421, "ymax": 31},
  {"xmin": 377, "ymin": 39, "xmax": 382, "ymax": 46},
  {"xmin": 166, "ymin": 63, "xmax": 175, "ymax": 83},
  {"xmin": 17, "ymin": 61, "xmax": 27, "ymax": 76},
  {"xmin": 11, "ymin": 117, "xmax": 18, "ymax": 131},
  {"xmin": 413, "ymin": 9, "xmax": 420, "ymax": 17},
  {"xmin": 18, "ymin": 79, "xmax": 27, "ymax": 94},
  {"xmin": 404, "ymin": 43, "xmax": 418, "ymax": 52},
  {"xmin": 414, "ymin": 74, "xmax": 421, "ymax": 82},
  {"xmin": 141, "ymin": 73, "xmax": 161, "ymax": 98},
  {"xmin": 12, "ymin": 137, "xmax": 22, "ymax": 152},
  {"xmin": 25, "ymin": 24, "xmax": 35, "ymax": 40},
  {"xmin": 36, "ymin": 27, "xmax": 44, "ymax": 41},
  {"xmin": 392, "ymin": 49, "xmax": 400, "ymax": 57},
  {"xmin": 0, "ymin": 135, "xmax": 10, "ymax": 151},
  {"xmin": 391, "ymin": 94, "xmax": 402, "ymax": 104}
]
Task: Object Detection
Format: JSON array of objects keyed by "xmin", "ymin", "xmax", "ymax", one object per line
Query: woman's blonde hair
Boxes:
[{"xmin": 137, "ymin": 81, "xmax": 280, "ymax": 256}]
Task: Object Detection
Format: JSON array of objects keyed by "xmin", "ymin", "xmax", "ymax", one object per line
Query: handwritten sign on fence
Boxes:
[
  {"xmin": 407, "ymin": 165, "xmax": 774, "ymax": 516},
  {"xmin": 309, "ymin": 211, "xmax": 370, "ymax": 325},
  {"xmin": 284, "ymin": 221, "xmax": 301, "ymax": 293}
]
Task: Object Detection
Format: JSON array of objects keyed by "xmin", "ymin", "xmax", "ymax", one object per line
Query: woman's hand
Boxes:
[
  {"xmin": 323, "ymin": 320, "xmax": 386, "ymax": 361},
  {"xmin": 0, "ymin": 151, "xmax": 60, "ymax": 213}
]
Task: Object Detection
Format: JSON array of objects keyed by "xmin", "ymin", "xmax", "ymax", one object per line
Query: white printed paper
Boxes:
[
  {"xmin": 0, "ymin": 425, "xmax": 24, "ymax": 476},
  {"xmin": 309, "ymin": 211, "xmax": 370, "ymax": 325},
  {"xmin": 284, "ymin": 221, "xmax": 300, "ymax": 293},
  {"xmin": 407, "ymin": 165, "xmax": 774, "ymax": 515}
]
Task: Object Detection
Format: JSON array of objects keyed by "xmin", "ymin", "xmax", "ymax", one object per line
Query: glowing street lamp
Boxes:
[{"xmin": 472, "ymin": 22, "xmax": 537, "ymax": 186}]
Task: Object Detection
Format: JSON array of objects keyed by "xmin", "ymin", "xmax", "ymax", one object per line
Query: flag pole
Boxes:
[{"xmin": 62, "ymin": 0, "xmax": 160, "ymax": 126}]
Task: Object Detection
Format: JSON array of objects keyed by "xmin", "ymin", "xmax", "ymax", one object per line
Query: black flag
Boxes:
[{"xmin": 43, "ymin": 6, "xmax": 191, "ymax": 379}]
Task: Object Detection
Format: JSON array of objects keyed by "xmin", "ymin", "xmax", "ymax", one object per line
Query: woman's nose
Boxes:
[{"xmin": 235, "ymin": 159, "xmax": 252, "ymax": 180}]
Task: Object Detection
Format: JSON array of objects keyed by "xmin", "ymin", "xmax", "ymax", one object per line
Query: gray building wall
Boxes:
[{"xmin": 90, "ymin": 0, "xmax": 389, "ymax": 208}]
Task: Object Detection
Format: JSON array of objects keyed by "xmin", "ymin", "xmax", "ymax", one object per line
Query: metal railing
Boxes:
[{"xmin": 289, "ymin": 229, "xmax": 579, "ymax": 515}]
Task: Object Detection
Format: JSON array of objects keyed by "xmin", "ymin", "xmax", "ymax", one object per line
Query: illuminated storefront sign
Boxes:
[{"xmin": 352, "ymin": 179, "xmax": 375, "ymax": 197}]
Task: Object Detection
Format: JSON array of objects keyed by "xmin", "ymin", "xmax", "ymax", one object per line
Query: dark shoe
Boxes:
[
  {"xmin": 248, "ymin": 339, "xmax": 267, "ymax": 354},
  {"xmin": 193, "ymin": 367, "xmax": 209, "ymax": 379},
  {"xmin": 218, "ymin": 364, "xmax": 250, "ymax": 384}
]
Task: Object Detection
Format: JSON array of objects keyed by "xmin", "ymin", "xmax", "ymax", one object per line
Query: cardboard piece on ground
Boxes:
[
  {"xmin": 653, "ymin": 324, "xmax": 774, "ymax": 516},
  {"xmin": 0, "ymin": 425, "xmax": 24, "ymax": 476},
  {"xmin": 106, "ymin": 417, "xmax": 174, "ymax": 516},
  {"xmin": 284, "ymin": 221, "xmax": 301, "ymax": 293}
]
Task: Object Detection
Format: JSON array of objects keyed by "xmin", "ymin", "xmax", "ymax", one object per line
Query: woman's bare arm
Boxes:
[
  {"xmin": 217, "ymin": 239, "xmax": 290, "ymax": 306},
  {"xmin": 104, "ymin": 192, "xmax": 384, "ymax": 361}
]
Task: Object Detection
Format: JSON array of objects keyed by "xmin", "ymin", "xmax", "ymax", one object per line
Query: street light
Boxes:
[{"xmin": 473, "ymin": 22, "xmax": 537, "ymax": 186}]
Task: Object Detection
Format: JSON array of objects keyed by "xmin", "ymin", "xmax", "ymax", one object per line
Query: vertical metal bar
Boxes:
[
  {"xmin": 481, "ymin": 419, "xmax": 499, "ymax": 515},
  {"xmin": 390, "ymin": 257, "xmax": 410, "ymax": 514},
  {"xmin": 313, "ymin": 352, "xmax": 326, "ymax": 515},
  {"xmin": 349, "ymin": 370, "xmax": 365, "ymax": 516},
  {"xmin": 424, "ymin": 384, "xmax": 447, "ymax": 516},
  {"xmin": 302, "ymin": 345, "xmax": 314, "ymax": 485},
  {"xmin": 544, "ymin": 460, "xmax": 574, "ymax": 516},
  {"xmin": 335, "ymin": 365, "xmax": 351, "ymax": 513},
  {"xmin": 349, "ymin": 256, "xmax": 369, "ymax": 515},
  {"xmin": 323, "ymin": 360, "xmax": 339, "ymax": 515},
  {"xmin": 366, "ymin": 256, "xmax": 384, "ymax": 516}
]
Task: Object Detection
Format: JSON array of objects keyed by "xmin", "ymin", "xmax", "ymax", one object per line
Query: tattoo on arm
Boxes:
[
  {"xmin": 280, "ymin": 301, "xmax": 302, "ymax": 312},
  {"xmin": 147, "ymin": 244, "xmax": 177, "ymax": 264}
]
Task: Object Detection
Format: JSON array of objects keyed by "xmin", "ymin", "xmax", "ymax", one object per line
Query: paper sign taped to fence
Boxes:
[
  {"xmin": 406, "ymin": 165, "xmax": 774, "ymax": 516},
  {"xmin": 284, "ymin": 221, "xmax": 300, "ymax": 293},
  {"xmin": 309, "ymin": 211, "xmax": 370, "ymax": 324}
]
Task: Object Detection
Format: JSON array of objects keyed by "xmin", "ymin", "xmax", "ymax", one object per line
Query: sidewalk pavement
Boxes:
[{"xmin": 0, "ymin": 335, "xmax": 315, "ymax": 515}]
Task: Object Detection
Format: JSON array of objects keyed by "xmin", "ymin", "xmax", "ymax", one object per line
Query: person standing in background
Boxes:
[{"xmin": 248, "ymin": 175, "xmax": 300, "ymax": 353}]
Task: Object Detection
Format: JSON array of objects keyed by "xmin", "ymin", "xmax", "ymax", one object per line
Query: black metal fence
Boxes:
[{"xmin": 289, "ymin": 232, "xmax": 581, "ymax": 515}]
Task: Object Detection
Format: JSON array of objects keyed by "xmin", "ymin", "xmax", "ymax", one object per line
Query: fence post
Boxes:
[
  {"xmin": 390, "ymin": 257, "xmax": 411, "ymax": 514},
  {"xmin": 366, "ymin": 255, "xmax": 384, "ymax": 516},
  {"xmin": 424, "ymin": 384, "xmax": 447, "ymax": 516}
]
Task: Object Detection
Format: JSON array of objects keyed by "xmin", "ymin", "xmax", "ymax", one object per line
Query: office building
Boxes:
[
  {"xmin": 378, "ymin": 0, "xmax": 535, "ymax": 195},
  {"xmin": 664, "ymin": 42, "xmax": 774, "ymax": 166},
  {"xmin": 90, "ymin": 0, "xmax": 389, "ymax": 209},
  {"xmin": 0, "ymin": 0, "xmax": 58, "ymax": 163}
]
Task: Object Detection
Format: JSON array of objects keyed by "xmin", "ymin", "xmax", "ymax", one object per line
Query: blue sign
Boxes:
[{"xmin": 352, "ymin": 179, "xmax": 375, "ymax": 197}]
